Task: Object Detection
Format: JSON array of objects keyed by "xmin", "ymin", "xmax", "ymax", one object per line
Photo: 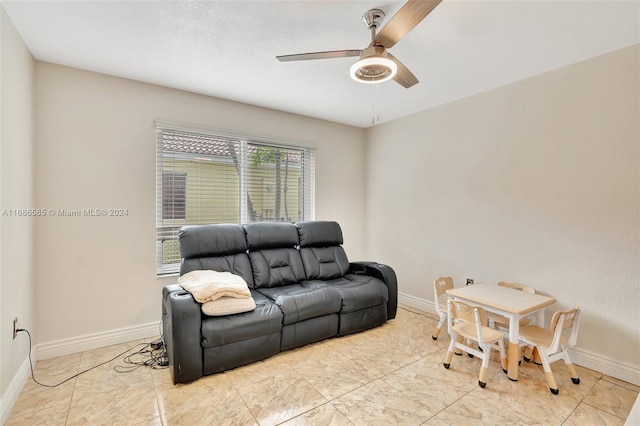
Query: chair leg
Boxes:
[
  {"xmin": 432, "ymin": 314, "xmax": 446, "ymax": 340},
  {"xmin": 533, "ymin": 347, "xmax": 543, "ymax": 365},
  {"xmin": 566, "ymin": 363, "xmax": 580, "ymax": 384},
  {"xmin": 545, "ymin": 371, "xmax": 559, "ymax": 394},
  {"xmin": 454, "ymin": 335, "xmax": 463, "ymax": 356},
  {"xmin": 478, "ymin": 345, "xmax": 492, "ymax": 388},
  {"xmin": 498, "ymin": 340, "xmax": 508, "ymax": 374},
  {"xmin": 523, "ymin": 345, "xmax": 534, "ymax": 362},
  {"xmin": 479, "ymin": 366, "xmax": 488, "ymax": 388},
  {"xmin": 564, "ymin": 351, "xmax": 580, "ymax": 385},
  {"xmin": 432, "ymin": 327, "xmax": 442, "ymax": 340},
  {"xmin": 466, "ymin": 338, "xmax": 475, "ymax": 357},
  {"xmin": 444, "ymin": 333, "xmax": 457, "ymax": 369},
  {"xmin": 444, "ymin": 350, "xmax": 454, "ymax": 369},
  {"xmin": 538, "ymin": 348, "xmax": 559, "ymax": 395}
]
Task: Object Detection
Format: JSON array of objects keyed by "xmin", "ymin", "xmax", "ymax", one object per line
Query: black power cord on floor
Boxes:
[
  {"xmin": 16, "ymin": 328, "xmax": 166, "ymax": 388},
  {"xmin": 114, "ymin": 339, "xmax": 168, "ymax": 372}
]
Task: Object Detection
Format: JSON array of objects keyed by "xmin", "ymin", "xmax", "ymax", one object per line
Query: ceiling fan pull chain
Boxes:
[
  {"xmin": 371, "ymin": 83, "xmax": 375, "ymax": 125},
  {"xmin": 376, "ymin": 83, "xmax": 380, "ymax": 123},
  {"xmin": 371, "ymin": 83, "xmax": 381, "ymax": 125}
]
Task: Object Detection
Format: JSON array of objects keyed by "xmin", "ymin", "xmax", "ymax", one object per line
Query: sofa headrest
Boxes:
[
  {"xmin": 178, "ymin": 224, "xmax": 248, "ymax": 259},
  {"xmin": 296, "ymin": 221, "xmax": 343, "ymax": 247},
  {"xmin": 244, "ymin": 222, "xmax": 299, "ymax": 250}
]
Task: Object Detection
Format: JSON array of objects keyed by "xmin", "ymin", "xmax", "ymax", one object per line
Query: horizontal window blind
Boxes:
[{"xmin": 156, "ymin": 125, "xmax": 315, "ymax": 275}]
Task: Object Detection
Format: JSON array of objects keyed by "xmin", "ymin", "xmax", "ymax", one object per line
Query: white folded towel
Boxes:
[
  {"xmin": 178, "ymin": 270, "xmax": 251, "ymax": 303},
  {"xmin": 201, "ymin": 296, "xmax": 256, "ymax": 316}
]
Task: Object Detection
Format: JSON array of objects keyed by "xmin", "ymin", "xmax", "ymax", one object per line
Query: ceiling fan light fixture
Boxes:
[{"xmin": 350, "ymin": 55, "xmax": 397, "ymax": 84}]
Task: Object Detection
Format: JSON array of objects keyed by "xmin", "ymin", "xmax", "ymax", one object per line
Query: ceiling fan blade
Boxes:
[
  {"xmin": 276, "ymin": 50, "xmax": 361, "ymax": 62},
  {"xmin": 387, "ymin": 53, "xmax": 419, "ymax": 88},
  {"xmin": 374, "ymin": 0, "xmax": 442, "ymax": 49}
]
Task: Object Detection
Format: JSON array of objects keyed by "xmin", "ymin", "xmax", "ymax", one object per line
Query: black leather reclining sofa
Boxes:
[{"xmin": 162, "ymin": 220, "xmax": 397, "ymax": 384}]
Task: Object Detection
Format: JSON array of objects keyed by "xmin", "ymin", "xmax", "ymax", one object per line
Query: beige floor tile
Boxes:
[
  {"xmin": 233, "ymin": 369, "xmax": 327, "ymax": 426},
  {"xmin": 479, "ymin": 363, "xmax": 584, "ymax": 424},
  {"xmin": 5, "ymin": 399, "xmax": 70, "ymax": 426},
  {"xmin": 293, "ymin": 352, "xmax": 379, "ymax": 400},
  {"xmin": 223, "ymin": 354, "xmax": 295, "ymax": 390},
  {"xmin": 281, "ymin": 403, "xmax": 354, "ymax": 426},
  {"xmin": 602, "ymin": 375, "xmax": 640, "ymax": 393},
  {"xmin": 575, "ymin": 364, "xmax": 604, "ymax": 380},
  {"xmin": 434, "ymin": 391, "xmax": 539, "ymax": 424},
  {"xmin": 34, "ymin": 352, "xmax": 83, "ymax": 376},
  {"xmin": 132, "ymin": 416, "xmax": 163, "ymax": 426},
  {"xmin": 78, "ymin": 340, "xmax": 151, "ymax": 370},
  {"xmin": 162, "ymin": 412, "xmax": 257, "ymax": 426},
  {"xmin": 582, "ymin": 379, "xmax": 639, "ymax": 419},
  {"xmin": 331, "ymin": 379, "xmax": 435, "ymax": 425},
  {"xmin": 66, "ymin": 363, "xmax": 159, "ymax": 426},
  {"xmin": 327, "ymin": 329, "xmax": 421, "ymax": 378},
  {"xmin": 66, "ymin": 391, "xmax": 160, "ymax": 426},
  {"xmin": 154, "ymin": 370, "xmax": 257, "ymax": 425},
  {"xmin": 562, "ymin": 403, "xmax": 625, "ymax": 426},
  {"xmin": 9, "ymin": 377, "xmax": 76, "ymax": 419},
  {"xmin": 383, "ymin": 318, "xmax": 445, "ymax": 358},
  {"xmin": 421, "ymin": 416, "xmax": 450, "ymax": 426},
  {"xmin": 381, "ymin": 352, "xmax": 478, "ymax": 414}
]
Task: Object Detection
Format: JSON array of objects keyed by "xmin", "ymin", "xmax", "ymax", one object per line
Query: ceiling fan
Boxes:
[{"xmin": 276, "ymin": 0, "xmax": 442, "ymax": 88}]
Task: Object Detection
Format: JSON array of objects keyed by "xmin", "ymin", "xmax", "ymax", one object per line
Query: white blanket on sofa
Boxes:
[
  {"xmin": 201, "ymin": 296, "xmax": 256, "ymax": 316},
  {"xmin": 178, "ymin": 270, "xmax": 251, "ymax": 303}
]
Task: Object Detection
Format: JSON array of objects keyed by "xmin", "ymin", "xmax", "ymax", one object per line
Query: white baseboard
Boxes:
[
  {"xmin": 36, "ymin": 321, "xmax": 161, "ymax": 361},
  {"xmin": 398, "ymin": 292, "xmax": 640, "ymax": 387},
  {"xmin": 570, "ymin": 347, "xmax": 640, "ymax": 387},
  {"xmin": 398, "ymin": 291, "xmax": 436, "ymax": 314},
  {"xmin": 0, "ymin": 356, "xmax": 31, "ymax": 425}
]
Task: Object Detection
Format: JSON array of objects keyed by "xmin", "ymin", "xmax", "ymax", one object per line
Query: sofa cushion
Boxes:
[
  {"xmin": 300, "ymin": 247, "xmax": 350, "ymax": 280},
  {"xmin": 181, "ymin": 255, "xmax": 254, "ymax": 288},
  {"xmin": 296, "ymin": 221, "xmax": 349, "ymax": 280},
  {"xmin": 179, "ymin": 224, "xmax": 255, "ymax": 287},
  {"xmin": 244, "ymin": 222, "xmax": 299, "ymax": 250},
  {"xmin": 301, "ymin": 274, "xmax": 389, "ymax": 314},
  {"xmin": 179, "ymin": 224, "xmax": 248, "ymax": 257},
  {"xmin": 249, "ymin": 248, "xmax": 306, "ymax": 288},
  {"xmin": 296, "ymin": 221, "xmax": 343, "ymax": 247},
  {"xmin": 257, "ymin": 284, "xmax": 342, "ymax": 325},
  {"xmin": 201, "ymin": 290, "xmax": 282, "ymax": 347}
]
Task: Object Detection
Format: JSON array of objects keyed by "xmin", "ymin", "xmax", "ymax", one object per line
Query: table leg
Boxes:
[{"xmin": 507, "ymin": 315, "xmax": 519, "ymax": 381}]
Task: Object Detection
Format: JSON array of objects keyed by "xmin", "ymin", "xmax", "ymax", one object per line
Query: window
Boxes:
[
  {"xmin": 156, "ymin": 124, "xmax": 315, "ymax": 274},
  {"xmin": 162, "ymin": 172, "xmax": 186, "ymax": 220}
]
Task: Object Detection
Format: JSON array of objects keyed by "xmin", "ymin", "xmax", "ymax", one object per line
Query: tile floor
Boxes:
[{"xmin": 7, "ymin": 305, "xmax": 639, "ymax": 425}]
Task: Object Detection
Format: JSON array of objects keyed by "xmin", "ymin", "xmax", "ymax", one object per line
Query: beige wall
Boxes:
[
  {"xmin": 365, "ymin": 45, "xmax": 640, "ymax": 369},
  {"xmin": 34, "ymin": 62, "xmax": 367, "ymax": 343},
  {"xmin": 0, "ymin": 6, "xmax": 35, "ymax": 398}
]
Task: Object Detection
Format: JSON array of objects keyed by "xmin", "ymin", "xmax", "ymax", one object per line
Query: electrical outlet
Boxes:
[
  {"xmin": 466, "ymin": 278, "xmax": 474, "ymax": 285},
  {"xmin": 13, "ymin": 318, "xmax": 18, "ymax": 339}
]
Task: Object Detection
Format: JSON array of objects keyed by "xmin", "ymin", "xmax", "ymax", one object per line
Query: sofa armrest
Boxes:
[
  {"xmin": 349, "ymin": 262, "xmax": 398, "ymax": 320},
  {"xmin": 162, "ymin": 284, "xmax": 203, "ymax": 384}
]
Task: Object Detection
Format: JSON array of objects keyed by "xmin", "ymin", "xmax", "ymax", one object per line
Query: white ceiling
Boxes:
[{"xmin": 3, "ymin": 0, "xmax": 639, "ymax": 128}]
